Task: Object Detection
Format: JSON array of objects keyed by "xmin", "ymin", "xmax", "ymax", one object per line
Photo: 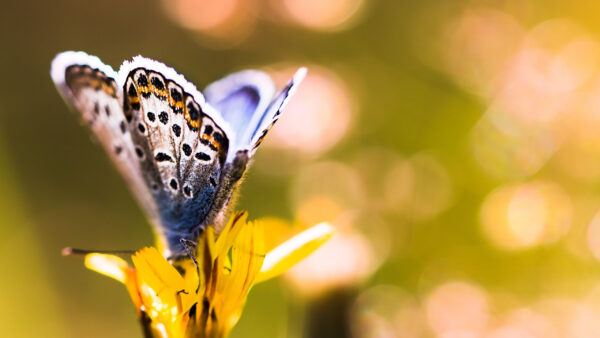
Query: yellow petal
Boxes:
[
  {"xmin": 214, "ymin": 211, "xmax": 247, "ymax": 256},
  {"xmin": 256, "ymin": 222, "xmax": 335, "ymax": 283},
  {"xmin": 258, "ymin": 217, "xmax": 294, "ymax": 252},
  {"xmin": 84, "ymin": 253, "xmax": 130, "ymax": 284},
  {"xmin": 132, "ymin": 247, "xmax": 186, "ymax": 293}
]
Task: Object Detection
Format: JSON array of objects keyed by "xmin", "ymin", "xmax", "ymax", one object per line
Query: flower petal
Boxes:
[
  {"xmin": 132, "ymin": 247, "xmax": 186, "ymax": 293},
  {"xmin": 256, "ymin": 222, "xmax": 335, "ymax": 283},
  {"xmin": 214, "ymin": 211, "xmax": 247, "ymax": 256},
  {"xmin": 84, "ymin": 253, "xmax": 130, "ymax": 284}
]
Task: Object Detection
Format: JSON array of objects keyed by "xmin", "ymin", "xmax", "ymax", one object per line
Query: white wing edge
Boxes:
[
  {"xmin": 50, "ymin": 51, "xmax": 121, "ymax": 108},
  {"xmin": 248, "ymin": 67, "xmax": 307, "ymax": 154}
]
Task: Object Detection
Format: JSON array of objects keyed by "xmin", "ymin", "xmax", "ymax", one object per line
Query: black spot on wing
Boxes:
[
  {"xmin": 147, "ymin": 112, "xmax": 155, "ymax": 122},
  {"xmin": 213, "ymin": 132, "xmax": 224, "ymax": 144},
  {"xmin": 182, "ymin": 144, "xmax": 192, "ymax": 156},
  {"xmin": 170, "ymin": 88, "xmax": 182, "ymax": 102},
  {"xmin": 172, "ymin": 124, "xmax": 181, "ymax": 137},
  {"xmin": 187, "ymin": 102, "xmax": 200, "ymax": 120},
  {"xmin": 137, "ymin": 74, "xmax": 148, "ymax": 86},
  {"xmin": 128, "ymin": 83, "xmax": 137, "ymax": 96},
  {"xmin": 158, "ymin": 111, "xmax": 168, "ymax": 125},
  {"xmin": 183, "ymin": 186, "xmax": 192, "ymax": 197},
  {"xmin": 195, "ymin": 152, "xmax": 211, "ymax": 161},
  {"xmin": 155, "ymin": 152, "xmax": 173, "ymax": 162},
  {"xmin": 151, "ymin": 77, "xmax": 164, "ymax": 90}
]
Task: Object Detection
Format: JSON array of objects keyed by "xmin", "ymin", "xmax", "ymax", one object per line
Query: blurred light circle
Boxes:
[
  {"xmin": 586, "ymin": 210, "xmax": 600, "ymax": 261},
  {"xmin": 471, "ymin": 113, "xmax": 557, "ymax": 179},
  {"xmin": 522, "ymin": 20, "xmax": 600, "ymax": 101},
  {"xmin": 425, "ymin": 281, "xmax": 490, "ymax": 336},
  {"xmin": 166, "ymin": 0, "xmax": 239, "ymax": 31},
  {"xmin": 534, "ymin": 299, "xmax": 600, "ymax": 337},
  {"xmin": 285, "ymin": 228, "xmax": 375, "ymax": 297},
  {"xmin": 553, "ymin": 87, "xmax": 600, "ymax": 182},
  {"xmin": 290, "ymin": 161, "xmax": 364, "ymax": 225},
  {"xmin": 384, "ymin": 153, "xmax": 453, "ymax": 221},
  {"xmin": 277, "ymin": 0, "xmax": 364, "ymax": 31},
  {"xmin": 486, "ymin": 308, "xmax": 556, "ymax": 338},
  {"xmin": 162, "ymin": 0, "xmax": 256, "ymax": 47},
  {"xmin": 480, "ymin": 181, "xmax": 571, "ymax": 250},
  {"xmin": 342, "ymin": 211, "xmax": 393, "ymax": 267},
  {"xmin": 494, "ymin": 48, "xmax": 574, "ymax": 124},
  {"xmin": 295, "ymin": 195, "xmax": 345, "ymax": 228},
  {"xmin": 350, "ymin": 285, "xmax": 426, "ymax": 338},
  {"xmin": 352, "ymin": 148, "xmax": 404, "ymax": 213},
  {"xmin": 492, "ymin": 35, "xmax": 598, "ymax": 125},
  {"xmin": 486, "ymin": 327, "xmax": 536, "ymax": 338},
  {"xmin": 440, "ymin": 8, "xmax": 524, "ymax": 97},
  {"xmin": 265, "ymin": 66, "xmax": 353, "ymax": 156},
  {"xmin": 568, "ymin": 303, "xmax": 600, "ymax": 337}
]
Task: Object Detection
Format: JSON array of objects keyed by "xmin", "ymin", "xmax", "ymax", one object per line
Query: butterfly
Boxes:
[{"xmin": 51, "ymin": 51, "xmax": 305, "ymax": 259}]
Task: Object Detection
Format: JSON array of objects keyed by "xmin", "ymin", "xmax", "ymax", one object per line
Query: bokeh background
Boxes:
[{"xmin": 4, "ymin": 0, "xmax": 600, "ymax": 337}]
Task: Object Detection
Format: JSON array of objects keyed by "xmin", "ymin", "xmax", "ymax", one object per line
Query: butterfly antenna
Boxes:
[{"xmin": 62, "ymin": 247, "xmax": 136, "ymax": 257}]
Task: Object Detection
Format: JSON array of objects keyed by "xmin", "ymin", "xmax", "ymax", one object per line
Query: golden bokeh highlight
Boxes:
[
  {"xmin": 437, "ymin": 8, "xmax": 524, "ymax": 97},
  {"xmin": 161, "ymin": 0, "xmax": 257, "ymax": 47},
  {"xmin": 290, "ymin": 161, "xmax": 364, "ymax": 225},
  {"xmin": 383, "ymin": 153, "xmax": 453, "ymax": 221},
  {"xmin": 285, "ymin": 227, "xmax": 376, "ymax": 297},
  {"xmin": 422, "ymin": 8, "xmax": 600, "ymax": 179},
  {"xmin": 471, "ymin": 111, "xmax": 558, "ymax": 179},
  {"xmin": 480, "ymin": 181, "xmax": 572, "ymax": 250},
  {"xmin": 264, "ymin": 65, "xmax": 353, "ymax": 156},
  {"xmin": 273, "ymin": 0, "xmax": 365, "ymax": 32},
  {"xmin": 350, "ymin": 285, "xmax": 426, "ymax": 338},
  {"xmin": 587, "ymin": 210, "xmax": 600, "ymax": 262},
  {"xmin": 425, "ymin": 281, "xmax": 490, "ymax": 337},
  {"xmin": 485, "ymin": 308, "xmax": 557, "ymax": 338}
]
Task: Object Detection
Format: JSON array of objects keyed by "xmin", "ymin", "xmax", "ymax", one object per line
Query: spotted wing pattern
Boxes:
[
  {"xmin": 121, "ymin": 63, "xmax": 229, "ymax": 253},
  {"xmin": 52, "ymin": 51, "xmax": 305, "ymax": 258},
  {"xmin": 51, "ymin": 52, "xmax": 159, "ymax": 225}
]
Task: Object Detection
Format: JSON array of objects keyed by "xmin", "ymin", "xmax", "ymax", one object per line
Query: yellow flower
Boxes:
[{"xmin": 82, "ymin": 211, "xmax": 334, "ymax": 338}]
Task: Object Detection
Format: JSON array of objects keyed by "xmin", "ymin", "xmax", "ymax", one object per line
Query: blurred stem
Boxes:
[{"xmin": 304, "ymin": 287, "xmax": 357, "ymax": 338}]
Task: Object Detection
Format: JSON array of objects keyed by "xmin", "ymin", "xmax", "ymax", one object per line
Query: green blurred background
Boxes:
[{"xmin": 5, "ymin": 0, "xmax": 600, "ymax": 337}]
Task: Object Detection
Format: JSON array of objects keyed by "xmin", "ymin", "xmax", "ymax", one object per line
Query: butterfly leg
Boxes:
[{"xmin": 180, "ymin": 238, "xmax": 202, "ymax": 293}]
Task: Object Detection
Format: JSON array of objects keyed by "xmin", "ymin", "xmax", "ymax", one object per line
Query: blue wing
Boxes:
[{"xmin": 204, "ymin": 68, "xmax": 307, "ymax": 162}]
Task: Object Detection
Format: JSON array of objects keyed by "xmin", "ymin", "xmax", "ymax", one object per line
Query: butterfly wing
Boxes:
[
  {"xmin": 250, "ymin": 68, "xmax": 307, "ymax": 152},
  {"xmin": 50, "ymin": 51, "xmax": 160, "ymax": 226},
  {"xmin": 118, "ymin": 56, "xmax": 232, "ymax": 256},
  {"xmin": 201, "ymin": 68, "xmax": 307, "ymax": 231},
  {"xmin": 203, "ymin": 70, "xmax": 274, "ymax": 154},
  {"xmin": 204, "ymin": 68, "xmax": 306, "ymax": 162},
  {"xmin": 52, "ymin": 52, "xmax": 306, "ymax": 257}
]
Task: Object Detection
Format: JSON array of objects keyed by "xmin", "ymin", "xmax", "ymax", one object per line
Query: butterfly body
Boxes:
[{"xmin": 51, "ymin": 51, "xmax": 305, "ymax": 258}]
